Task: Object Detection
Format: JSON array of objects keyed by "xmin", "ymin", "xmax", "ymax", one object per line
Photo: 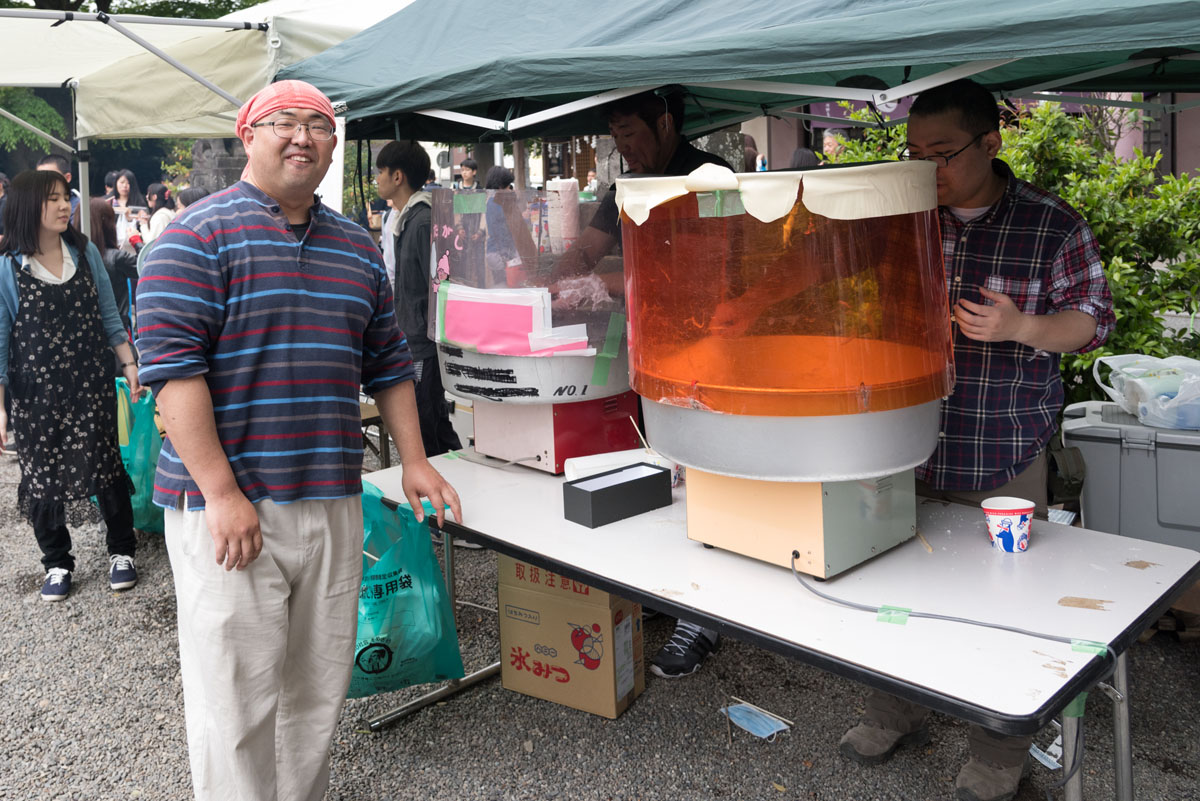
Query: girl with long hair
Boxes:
[
  {"xmin": 109, "ymin": 168, "xmax": 146, "ymax": 247},
  {"xmin": 0, "ymin": 170, "xmax": 142, "ymax": 601},
  {"xmin": 135, "ymin": 182, "xmax": 176, "ymax": 247}
]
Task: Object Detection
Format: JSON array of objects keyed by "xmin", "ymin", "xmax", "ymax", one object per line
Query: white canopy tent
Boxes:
[
  {"xmin": 0, "ymin": 0, "xmax": 411, "ymax": 227},
  {"xmin": 73, "ymin": 0, "xmax": 407, "ymax": 139}
]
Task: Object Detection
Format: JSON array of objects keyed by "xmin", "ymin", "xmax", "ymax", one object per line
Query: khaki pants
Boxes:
[{"xmin": 165, "ymin": 496, "xmax": 363, "ymax": 801}]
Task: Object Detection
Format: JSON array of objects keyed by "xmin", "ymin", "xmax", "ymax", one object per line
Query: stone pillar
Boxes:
[
  {"xmin": 595, "ymin": 135, "xmax": 621, "ymax": 194},
  {"xmin": 692, "ymin": 127, "xmax": 742, "ymax": 171},
  {"xmin": 190, "ymin": 138, "xmax": 247, "ymax": 191}
]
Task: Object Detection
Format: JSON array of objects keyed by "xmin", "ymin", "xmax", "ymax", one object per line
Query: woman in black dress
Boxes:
[{"xmin": 0, "ymin": 170, "xmax": 143, "ymax": 602}]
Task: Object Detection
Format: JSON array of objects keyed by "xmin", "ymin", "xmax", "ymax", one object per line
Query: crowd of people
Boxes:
[{"xmin": 1, "ymin": 73, "xmax": 1116, "ymax": 801}]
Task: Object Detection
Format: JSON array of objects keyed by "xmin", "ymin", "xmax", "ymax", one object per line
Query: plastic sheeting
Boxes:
[{"xmin": 621, "ymin": 161, "xmax": 953, "ymax": 417}]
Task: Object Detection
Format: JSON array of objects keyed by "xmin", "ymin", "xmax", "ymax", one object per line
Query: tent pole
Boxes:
[
  {"xmin": 872, "ymin": 59, "xmax": 1015, "ymax": 104},
  {"xmin": 0, "ymin": 106, "xmax": 76, "ymax": 153},
  {"xmin": 78, "ymin": 137, "xmax": 92, "ymax": 243},
  {"xmin": 506, "ymin": 85, "xmax": 655, "ymax": 133},
  {"xmin": 415, "ymin": 108, "xmax": 505, "ymax": 132},
  {"xmin": 94, "ymin": 12, "xmax": 245, "ymax": 107},
  {"xmin": 1017, "ymin": 92, "xmax": 1166, "ymax": 112},
  {"xmin": 691, "ymin": 80, "xmax": 877, "ymax": 103},
  {"xmin": 1009, "ymin": 59, "xmax": 1160, "ymax": 97}
]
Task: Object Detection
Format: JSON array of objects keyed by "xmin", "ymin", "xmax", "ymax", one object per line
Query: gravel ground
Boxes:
[{"xmin": 1, "ymin": 440, "xmax": 1198, "ymax": 801}]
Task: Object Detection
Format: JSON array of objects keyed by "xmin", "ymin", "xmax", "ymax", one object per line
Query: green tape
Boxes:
[
  {"xmin": 443, "ymin": 451, "xmax": 461, "ymax": 460},
  {"xmin": 452, "ymin": 192, "xmax": 487, "ymax": 214},
  {"xmin": 1063, "ymin": 692, "xmax": 1088, "ymax": 718},
  {"xmin": 697, "ymin": 189, "xmax": 746, "ymax": 218},
  {"xmin": 436, "ymin": 280, "xmax": 449, "ymax": 343},
  {"xmin": 435, "ymin": 281, "xmax": 475, "ymax": 350},
  {"xmin": 876, "ymin": 605, "xmax": 911, "ymax": 625},
  {"xmin": 590, "ymin": 311, "xmax": 626, "ymax": 386},
  {"xmin": 1071, "ymin": 639, "xmax": 1107, "ymax": 656}
]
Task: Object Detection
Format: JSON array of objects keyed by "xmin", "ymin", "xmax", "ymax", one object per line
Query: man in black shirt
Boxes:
[{"xmin": 553, "ymin": 88, "xmax": 731, "ymax": 284}]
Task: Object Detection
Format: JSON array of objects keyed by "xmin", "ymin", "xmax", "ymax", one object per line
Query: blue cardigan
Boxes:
[{"xmin": 0, "ymin": 238, "xmax": 128, "ymax": 386}]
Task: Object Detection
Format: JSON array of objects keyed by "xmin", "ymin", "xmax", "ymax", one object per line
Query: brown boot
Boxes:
[
  {"xmin": 839, "ymin": 718, "xmax": 931, "ymax": 766},
  {"xmin": 955, "ymin": 726, "xmax": 1033, "ymax": 801},
  {"xmin": 955, "ymin": 755, "xmax": 1031, "ymax": 801}
]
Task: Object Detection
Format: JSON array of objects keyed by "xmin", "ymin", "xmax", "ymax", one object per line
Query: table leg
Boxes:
[
  {"xmin": 367, "ymin": 662, "xmax": 502, "ymax": 731},
  {"xmin": 1112, "ymin": 652, "xmax": 1133, "ymax": 801},
  {"xmin": 1062, "ymin": 714, "xmax": 1084, "ymax": 801}
]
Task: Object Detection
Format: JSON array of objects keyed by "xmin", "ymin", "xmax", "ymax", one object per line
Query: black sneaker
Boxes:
[
  {"xmin": 109, "ymin": 554, "xmax": 138, "ymax": 591},
  {"xmin": 650, "ymin": 621, "xmax": 719, "ymax": 678},
  {"xmin": 40, "ymin": 568, "xmax": 72, "ymax": 602}
]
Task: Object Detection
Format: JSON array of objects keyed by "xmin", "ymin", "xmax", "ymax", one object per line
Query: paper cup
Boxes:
[{"xmin": 981, "ymin": 496, "xmax": 1034, "ymax": 553}]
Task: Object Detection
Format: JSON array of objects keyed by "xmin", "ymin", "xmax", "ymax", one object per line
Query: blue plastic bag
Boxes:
[
  {"xmin": 349, "ymin": 481, "xmax": 465, "ymax": 699},
  {"xmin": 115, "ymin": 377, "xmax": 164, "ymax": 534}
]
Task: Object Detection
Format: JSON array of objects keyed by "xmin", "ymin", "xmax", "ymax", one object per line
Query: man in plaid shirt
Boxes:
[{"xmin": 839, "ymin": 79, "xmax": 1114, "ymax": 801}]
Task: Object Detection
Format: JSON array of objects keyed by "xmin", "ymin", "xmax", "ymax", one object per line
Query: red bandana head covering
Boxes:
[{"xmin": 235, "ymin": 80, "xmax": 336, "ymax": 133}]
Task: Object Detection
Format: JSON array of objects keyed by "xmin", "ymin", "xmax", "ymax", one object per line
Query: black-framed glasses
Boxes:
[
  {"xmin": 899, "ymin": 131, "xmax": 986, "ymax": 167},
  {"xmin": 251, "ymin": 119, "xmax": 335, "ymax": 141}
]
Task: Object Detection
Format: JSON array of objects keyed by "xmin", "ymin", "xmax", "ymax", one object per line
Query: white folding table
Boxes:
[{"xmin": 365, "ymin": 451, "xmax": 1200, "ymax": 801}]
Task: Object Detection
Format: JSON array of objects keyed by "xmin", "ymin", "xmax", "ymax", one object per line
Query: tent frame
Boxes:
[
  {"xmin": 0, "ymin": 8, "xmax": 265, "ymax": 238},
  {"xmin": 400, "ymin": 52, "xmax": 1200, "ymax": 139}
]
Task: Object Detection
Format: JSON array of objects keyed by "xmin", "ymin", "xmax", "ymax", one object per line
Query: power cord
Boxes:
[{"xmin": 787, "ymin": 551, "xmax": 1117, "ymax": 663}]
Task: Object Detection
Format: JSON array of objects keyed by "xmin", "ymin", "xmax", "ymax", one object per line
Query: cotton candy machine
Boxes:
[
  {"xmin": 618, "ymin": 161, "xmax": 953, "ymax": 575},
  {"xmin": 430, "ymin": 185, "xmax": 640, "ymax": 472}
]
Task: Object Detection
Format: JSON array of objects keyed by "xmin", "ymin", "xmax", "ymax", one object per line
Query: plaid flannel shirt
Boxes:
[{"xmin": 916, "ymin": 160, "xmax": 1114, "ymax": 492}]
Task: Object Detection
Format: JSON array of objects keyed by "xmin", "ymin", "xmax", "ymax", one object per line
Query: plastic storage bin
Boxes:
[{"xmin": 1062, "ymin": 401, "xmax": 1200, "ymax": 549}]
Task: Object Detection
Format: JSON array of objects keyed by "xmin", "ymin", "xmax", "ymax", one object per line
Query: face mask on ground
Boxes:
[{"xmin": 721, "ymin": 703, "xmax": 790, "ymax": 741}]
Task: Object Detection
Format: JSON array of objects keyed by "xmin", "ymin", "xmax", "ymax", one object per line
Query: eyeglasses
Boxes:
[
  {"xmin": 251, "ymin": 119, "xmax": 335, "ymax": 141},
  {"xmin": 899, "ymin": 131, "xmax": 987, "ymax": 167}
]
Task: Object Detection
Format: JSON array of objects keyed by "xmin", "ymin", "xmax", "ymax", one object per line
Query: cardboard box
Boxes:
[
  {"xmin": 498, "ymin": 555, "xmax": 644, "ymax": 718},
  {"xmin": 563, "ymin": 462, "xmax": 672, "ymax": 528}
]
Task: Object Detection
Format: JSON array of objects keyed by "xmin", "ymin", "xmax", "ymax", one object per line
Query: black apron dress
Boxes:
[{"xmin": 9, "ymin": 255, "xmax": 133, "ymax": 570}]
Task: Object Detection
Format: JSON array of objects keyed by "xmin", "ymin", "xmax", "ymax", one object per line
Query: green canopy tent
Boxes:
[{"xmin": 280, "ymin": 0, "xmax": 1200, "ymax": 143}]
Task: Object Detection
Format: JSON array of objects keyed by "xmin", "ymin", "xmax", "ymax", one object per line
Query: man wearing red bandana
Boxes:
[{"xmin": 137, "ymin": 80, "xmax": 461, "ymax": 801}]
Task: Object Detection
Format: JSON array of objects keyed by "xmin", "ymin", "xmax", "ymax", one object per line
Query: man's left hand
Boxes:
[
  {"xmin": 401, "ymin": 458, "xmax": 462, "ymax": 528},
  {"xmin": 954, "ymin": 286, "xmax": 1030, "ymax": 343}
]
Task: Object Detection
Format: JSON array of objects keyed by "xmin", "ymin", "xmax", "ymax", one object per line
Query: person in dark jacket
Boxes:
[
  {"xmin": 88, "ymin": 198, "xmax": 138, "ymax": 339},
  {"xmin": 375, "ymin": 140, "xmax": 461, "ymax": 457}
]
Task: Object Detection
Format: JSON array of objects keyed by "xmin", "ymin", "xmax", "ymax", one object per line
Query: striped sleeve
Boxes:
[{"xmin": 135, "ymin": 217, "xmax": 224, "ymax": 392}]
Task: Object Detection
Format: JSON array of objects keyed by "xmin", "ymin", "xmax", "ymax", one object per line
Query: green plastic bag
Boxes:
[
  {"xmin": 115, "ymin": 377, "xmax": 164, "ymax": 534},
  {"xmin": 349, "ymin": 481, "xmax": 465, "ymax": 699}
]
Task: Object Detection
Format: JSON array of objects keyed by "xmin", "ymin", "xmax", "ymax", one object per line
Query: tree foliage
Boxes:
[
  {"xmin": 0, "ymin": 88, "xmax": 68, "ymax": 150},
  {"xmin": 0, "ymin": 0, "xmax": 260, "ymax": 16},
  {"xmin": 826, "ymin": 101, "xmax": 1200, "ymax": 405}
]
